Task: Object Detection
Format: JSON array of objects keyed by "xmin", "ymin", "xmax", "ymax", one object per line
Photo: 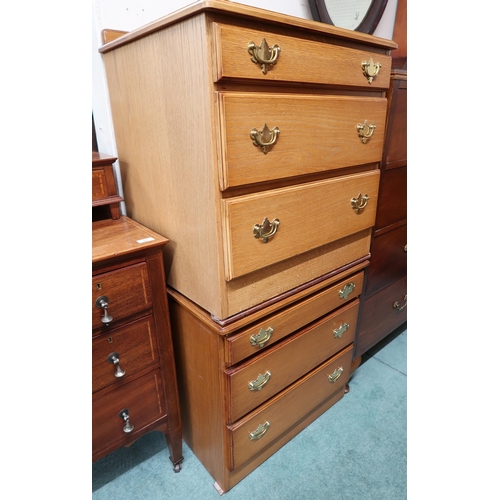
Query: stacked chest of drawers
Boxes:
[
  {"xmin": 99, "ymin": 1, "xmax": 396, "ymax": 492},
  {"xmin": 355, "ymin": 69, "xmax": 407, "ymax": 358},
  {"xmin": 92, "ymin": 215, "xmax": 183, "ymax": 471}
]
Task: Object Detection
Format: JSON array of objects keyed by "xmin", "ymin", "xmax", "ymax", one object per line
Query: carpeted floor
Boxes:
[{"xmin": 93, "ymin": 323, "xmax": 407, "ymax": 499}]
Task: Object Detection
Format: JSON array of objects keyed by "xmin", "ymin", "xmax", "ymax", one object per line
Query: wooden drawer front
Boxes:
[
  {"xmin": 92, "ymin": 316, "xmax": 159, "ymax": 393},
  {"xmin": 222, "ymin": 170, "xmax": 379, "ymax": 280},
  {"xmin": 226, "ymin": 274, "xmax": 363, "ymax": 366},
  {"xmin": 385, "ymin": 78, "xmax": 407, "ymax": 169},
  {"xmin": 213, "ymin": 23, "xmax": 391, "ymax": 89},
  {"xmin": 92, "ymin": 168, "xmax": 111, "ymax": 200},
  {"xmin": 356, "ymin": 276, "xmax": 407, "ymax": 356},
  {"xmin": 218, "ymin": 93, "xmax": 387, "ymax": 189},
  {"xmin": 374, "ymin": 166, "xmax": 406, "ymax": 230},
  {"xmin": 228, "ymin": 344, "xmax": 353, "ymax": 470},
  {"xmin": 365, "ymin": 224, "xmax": 407, "ymax": 297},
  {"xmin": 226, "ymin": 302, "xmax": 357, "ymax": 423},
  {"xmin": 92, "ymin": 262, "xmax": 152, "ymax": 331},
  {"xmin": 92, "ymin": 370, "xmax": 164, "ymax": 457}
]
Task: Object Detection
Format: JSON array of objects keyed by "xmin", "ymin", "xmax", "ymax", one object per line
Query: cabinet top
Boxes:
[
  {"xmin": 99, "ymin": 0, "xmax": 397, "ymax": 54},
  {"xmin": 92, "ymin": 216, "xmax": 168, "ymax": 264}
]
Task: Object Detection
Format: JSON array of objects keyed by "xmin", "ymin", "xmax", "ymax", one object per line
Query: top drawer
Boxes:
[
  {"xmin": 212, "ymin": 23, "xmax": 391, "ymax": 89},
  {"xmin": 92, "ymin": 262, "xmax": 152, "ymax": 331}
]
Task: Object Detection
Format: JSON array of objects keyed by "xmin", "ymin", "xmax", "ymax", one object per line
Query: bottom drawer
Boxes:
[
  {"xmin": 92, "ymin": 370, "xmax": 165, "ymax": 457},
  {"xmin": 227, "ymin": 344, "xmax": 353, "ymax": 470},
  {"xmin": 355, "ymin": 276, "xmax": 407, "ymax": 357}
]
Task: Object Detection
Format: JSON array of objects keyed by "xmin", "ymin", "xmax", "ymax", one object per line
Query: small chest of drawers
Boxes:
[{"xmin": 92, "ymin": 216, "xmax": 183, "ymax": 471}]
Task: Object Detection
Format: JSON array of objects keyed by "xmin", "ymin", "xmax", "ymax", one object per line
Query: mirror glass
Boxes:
[{"xmin": 324, "ymin": 0, "xmax": 373, "ymax": 30}]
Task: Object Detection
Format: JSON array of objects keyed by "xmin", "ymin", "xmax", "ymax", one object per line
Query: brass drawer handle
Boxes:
[
  {"xmin": 253, "ymin": 217, "xmax": 280, "ymax": 243},
  {"xmin": 248, "ymin": 371, "xmax": 272, "ymax": 391},
  {"xmin": 250, "ymin": 123, "xmax": 280, "ymax": 154},
  {"xmin": 118, "ymin": 408, "xmax": 134, "ymax": 433},
  {"xmin": 393, "ymin": 295, "xmax": 407, "ymax": 311},
  {"xmin": 250, "ymin": 326, "xmax": 274, "ymax": 348},
  {"xmin": 107, "ymin": 352, "xmax": 126, "ymax": 378},
  {"xmin": 333, "ymin": 323, "xmax": 349, "ymax": 339},
  {"xmin": 338, "ymin": 282, "xmax": 355, "ymax": 300},
  {"xmin": 357, "ymin": 120, "xmax": 376, "ymax": 143},
  {"xmin": 248, "ymin": 39, "xmax": 281, "ymax": 74},
  {"xmin": 249, "ymin": 421, "xmax": 270, "ymax": 441},
  {"xmin": 351, "ymin": 193, "xmax": 369, "ymax": 214},
  {"xmin": 328, "ymin": 366, "xmax": 344, "ymax": 383},
  {"xmin": 361, "ymin": 58, "xmax": 382, "ymax": 83},
  {"xmin": 95, "ymin": 295, "xmax": 113, "ymax": 325}
]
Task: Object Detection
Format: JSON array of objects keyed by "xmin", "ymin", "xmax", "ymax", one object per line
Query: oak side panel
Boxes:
[
  {"xmin": 168, "ymin": 295, "xmax": 227, "ymax": 487},
  {"xmin": 102, "ymin": 13, "xmax": 227, "ymax": 317}
]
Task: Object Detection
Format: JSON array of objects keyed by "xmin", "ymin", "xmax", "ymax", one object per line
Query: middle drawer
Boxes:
[
  {"xmin": 222, "ymin": 169, "xmax": 379, "ymax": 280},
  {"xmin": 225, "ymin": 298, "xmax": 358, "ymax": 423},
  {"xmin": 217, "ymin": 92, "xmax": 387, "ymax": 189}
]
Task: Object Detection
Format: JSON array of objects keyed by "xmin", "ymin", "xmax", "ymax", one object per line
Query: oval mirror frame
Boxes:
[{"xmin": 308, "ymin": 0, "xmax": 389, "ymax": 35}]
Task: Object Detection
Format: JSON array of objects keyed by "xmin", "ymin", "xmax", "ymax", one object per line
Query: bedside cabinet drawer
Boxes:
[
  {"xmin": 92, "ymin": 262, "xmax": 152, "ymax": 330},
  {"xmin": 356, "ymin": 276, "xmax": 407, "ymax": 356},
  {"xmin": 222, "ymin": 170, "xmax": 379, "ymax": 280},
  {"xmin": 227, "ymin": 344, "xmax": 353, "ymax": 470},
  {"xmin": 226, "ymin": 272, "xmax": 364, "ymax": 365},
  {"xmin": 225, "ymin": 300, "xmax": 358, "ymax": 423},
  {"xmin": 374, "ymin": 166, "xmax": 406, "ymax": 230},
  {"xmin": 213, "ymin": 23, "xmax": 391, "ymax": 89},
  {"xmin": 92, "ymin": 316, "xmax": 159, "ymax": 393},
  {"xmin": 92, "ymin": 370, "xmax": 165, "ymax": 457},
  {"xmin": 217, "ymin": 92, "xmax": 387, "ymax": 189},
  {"xmin": 365, "ymin": 224, "xmax": 407, "ymax": 297}
]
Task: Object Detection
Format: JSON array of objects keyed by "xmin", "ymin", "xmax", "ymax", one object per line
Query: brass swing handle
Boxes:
[
  {"xmin": 249, "ymin": 421, "xmax": 270, "ymax": 441},
  {"xmin": 351, "ymin": 193, "xmax": 369, "ymax": 214},
  {"xmin": 248, "ymin": 39, "xmax": 281, "ymax": 74},
  {"xmin": 328, "ymin": 366, "xmax": 344, "ymax": 383},
  {"xmin": 250, "ymin": 326, "xmax": 274, "ymax": 348},
  {"xmin": 253, "ymin": 217, "xmax": 280, "ymax": 243},
  {"xmin": 361, "ymin": 58, "xmax": 382, "ymax": 83},
  {"xmin": 393, "ymin": 295, "xmax": 407, "ymax": 311},
  {"xmin": 250, "ymin": 123, "xmax": 280, "ymax": 154},
  {"xmin": 357, "ymin": 120, "xmax": 376, "ymax": 143},
  {"xmin": 248, "ymin": 371, "xmax": 272, "ymax": 391}
]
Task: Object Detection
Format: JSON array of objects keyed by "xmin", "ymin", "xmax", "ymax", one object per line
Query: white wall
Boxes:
[{"xmin": 92, "ymin": 0, "xmax": 399, "ymax": 212}]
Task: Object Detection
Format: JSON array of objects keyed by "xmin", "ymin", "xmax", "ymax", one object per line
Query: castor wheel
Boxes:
[
  {"xmin": 344, "ymin": 383, "xmax": 350, "ymax": 394},
  {"xmin": 173, "ymin": 462, "xmax": 182, "ymax": 473}
]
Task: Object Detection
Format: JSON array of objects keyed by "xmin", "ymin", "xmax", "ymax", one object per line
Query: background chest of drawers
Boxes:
[
  {"xmin": 99, "ymin": 1, "xmax": 396, "ymax": 492},
  {"xmin": 92, "ymin": 215, "xmax": 183, "ymax": 471},
  {"xmin": 355, "ymin": 69, "xmax": 407, "ymax": 358}
]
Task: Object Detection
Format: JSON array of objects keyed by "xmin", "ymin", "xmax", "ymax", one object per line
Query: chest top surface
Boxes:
[{"xmin": 92, "ymin": 216, "xmax": 168, "ymax": 264}]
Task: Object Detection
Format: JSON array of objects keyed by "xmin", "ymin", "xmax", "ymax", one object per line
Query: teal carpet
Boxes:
[{"xmin": 93, "ymin": 324, "xmax": 407, "ymax": 499}]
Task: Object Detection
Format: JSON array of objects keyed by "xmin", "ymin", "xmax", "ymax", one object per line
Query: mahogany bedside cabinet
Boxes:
[{"xmin": 92, "ymin": 214, "xmax": 183, "ymax": 472}]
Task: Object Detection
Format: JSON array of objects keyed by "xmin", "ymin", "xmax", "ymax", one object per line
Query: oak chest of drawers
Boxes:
[
  {"xmin": 92, "ymin": 216, "xmax": 183, "ymax": 471},
  {"xmin": 355, "ymin": 69, "xmax": 407, "ymax": 358},
  {"xmin": 99, "ymin": 1, "xmax": 396, "ymax": 492}
]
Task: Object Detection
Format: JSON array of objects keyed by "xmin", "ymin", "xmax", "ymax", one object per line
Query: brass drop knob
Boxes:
[
  {"xmin": 118, "ymin": 408, "xmax": 134, "ymax": 433},
  {"xmin": 107, "ymin": 352, "xmax": 126, "ymax": 378},
  {"xmin": 95, "ymin": 295, "xmax": 113, "ymax": 325}
]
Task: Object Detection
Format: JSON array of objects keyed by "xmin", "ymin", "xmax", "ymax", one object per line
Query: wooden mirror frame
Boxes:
[{"xmin": 308, "ymin": 0, "xmax": 389, "ymax": 34}]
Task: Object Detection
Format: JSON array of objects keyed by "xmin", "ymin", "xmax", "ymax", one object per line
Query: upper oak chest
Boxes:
[{"xmin": 99, "ymin": 0, "xmax": 396, "ymax": 322}]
